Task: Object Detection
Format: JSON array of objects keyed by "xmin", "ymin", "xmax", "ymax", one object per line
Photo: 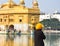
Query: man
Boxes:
[{"xmin": 34, "ymin": 23, "xmax": 46, "ymax": 46}]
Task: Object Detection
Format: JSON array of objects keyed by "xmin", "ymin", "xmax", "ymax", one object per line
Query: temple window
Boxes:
[
  {"xmin": 4, "ymin": 19, "xmax": 6, "ymax": 22},
  {"xmin": 19, "ymin": 19, "xmax": 22, "ymax": 22},
  {"xmin": 9, "ymin": 19, "xmax": 14, "ymax": 22},
  {"xmin": 0, "ymin": 19, "xmax": 2, "ymax": 22}
]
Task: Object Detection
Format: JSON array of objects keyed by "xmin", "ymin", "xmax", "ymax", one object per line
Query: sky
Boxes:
[{"xmin": 0, "ymin": 0, "xmax": 60, "ymax": 13}]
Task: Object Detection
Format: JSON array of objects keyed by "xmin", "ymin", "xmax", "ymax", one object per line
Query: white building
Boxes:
[
  {"xmin": 52, "ymin": 11, "xmax": 60, "ymax": 21},
  {"xmin": 39, "ymin": 13, "xmax": 50, "ymax": 21},
  {"xmin": 39, "ymin": 11, "xmax": 60, "ymax": 21}
]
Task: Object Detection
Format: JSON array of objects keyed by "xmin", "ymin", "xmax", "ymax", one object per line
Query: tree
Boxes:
[{"xmin": 40, "ymin": 18, "xmax": 60, "ymax": 30}]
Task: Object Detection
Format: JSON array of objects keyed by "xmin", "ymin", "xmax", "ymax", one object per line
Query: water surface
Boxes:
[{"xmin": 0, "ymin": 32, "xmax": 60, "ymax": 46}]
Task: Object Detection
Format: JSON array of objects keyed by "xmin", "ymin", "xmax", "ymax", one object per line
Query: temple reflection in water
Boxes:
[
  {"xmin": 0, "ymin": 34, "xmax": 34, "ymax": 46},
  {"xmin": 0, "ymin": 33, "xmax": 60, "ymax": 46}
]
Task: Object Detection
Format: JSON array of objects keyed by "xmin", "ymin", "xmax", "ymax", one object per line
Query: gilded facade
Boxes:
[{"xmin": 0, "ymin": 0, "xmax": 40, "ymax": 31}]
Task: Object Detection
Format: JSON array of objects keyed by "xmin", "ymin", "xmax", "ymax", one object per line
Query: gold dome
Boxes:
[
  {"xmin": 20, "ymin": 0, "xmax": 25, "ymax": 5},
  {"xmin": 1, "ymin": 1, "xmax": 17, "ymax": 8},
  {"xmin": 33, "ymin": 2, "xmax": 38, "ymax": 6},
  {"xmin": 33, "ymin": 0, "xmax": 38, "ymax": 7}
]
